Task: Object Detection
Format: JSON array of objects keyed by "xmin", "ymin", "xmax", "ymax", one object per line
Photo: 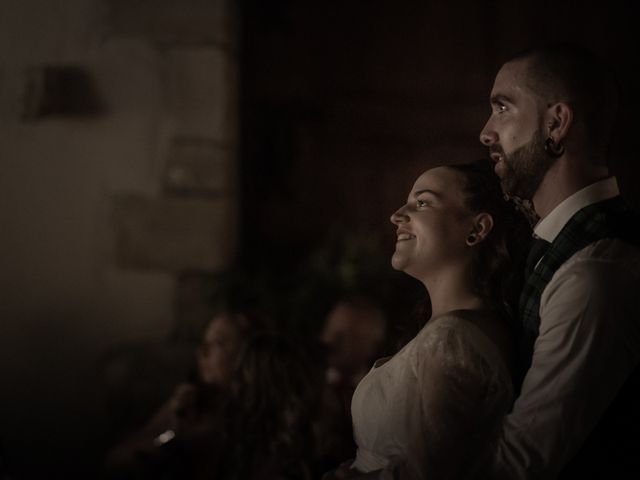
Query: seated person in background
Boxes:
[
  {"xmin": 315, "ymin": 297, "xmax": 388, "ymax": 469},
  {"xmin": 321, "ymin": 297, "xmax": 388, "ymax": 389},
  {"xmin": 104, "ymin": 309, "xmax": 252, "ymax": 478},
  {"xmin": 214, "ymin": 332, "xmax": 324, "ymax": 480}
]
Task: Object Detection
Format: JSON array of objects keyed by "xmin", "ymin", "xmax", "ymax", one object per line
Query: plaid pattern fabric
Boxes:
[
  {"xmin": 518, "ymin": 196, "xmax": 638, "ymax": 371},
  {"xmin": 524, "ymin": 237, "xmax": 551, "ymax": 278}
]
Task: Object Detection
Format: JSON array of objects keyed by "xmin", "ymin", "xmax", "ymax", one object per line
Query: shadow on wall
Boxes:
[{"xmin": 21, "ymin": 66, "xmax": 106, "ymax": 120}]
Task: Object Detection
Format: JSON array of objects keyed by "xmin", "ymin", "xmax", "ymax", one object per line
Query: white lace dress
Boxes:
[{"xmin": 350, "ymin": 311, "xmax": 513, "ymax": 479}]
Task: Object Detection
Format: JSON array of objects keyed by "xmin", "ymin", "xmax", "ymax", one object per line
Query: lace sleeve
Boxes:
[{"xmin": 395, "ymin": 318, "xmax": 512, "ymax": 479}]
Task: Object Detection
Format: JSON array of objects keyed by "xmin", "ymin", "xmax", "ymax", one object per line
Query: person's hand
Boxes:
[
  {"xmin": 146, "ymin": 382, "xmax": 199, "ymax": 433},
  {"xmin": 322, "ymin": 469, "xmax": 343, "ymax": 480},
  {"xmin": 168, "ymin": 383, "xmax": 199, "ymax": 418},
  {"xmin": 322, "ymin": 459, "xmax": 356, "ymax": 479}
]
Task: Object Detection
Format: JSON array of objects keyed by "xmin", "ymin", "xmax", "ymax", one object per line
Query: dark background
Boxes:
[{"xmin": 240, "ymin": 0, "xmax": 640, "ymax": 265}]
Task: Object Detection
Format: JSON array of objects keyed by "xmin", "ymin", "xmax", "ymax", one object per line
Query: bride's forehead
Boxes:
[{"xmin": 412, "ymin": 167, "xmax": 463, "ymax": 192}]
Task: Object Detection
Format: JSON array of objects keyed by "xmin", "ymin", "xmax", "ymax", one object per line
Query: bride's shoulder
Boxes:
[
  {"xmin": 417, "ymin": 310, "xmax": 510, "ymax": 358},
  {"xmin": 419, "ymin": 310, "xmax": 487, "ymax": 338},
  {"xmin": 414, "ymin": 310, "xmax": 514, "ymax": 380},
  {"xmin": 425, "ymin": 310, "xmax": 511, "ymax": 342}
]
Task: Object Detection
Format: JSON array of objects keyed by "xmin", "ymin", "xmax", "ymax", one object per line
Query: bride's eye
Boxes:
[{"xmin": 416, "ymin": 199, "xmax": 429, "ymax": 208}]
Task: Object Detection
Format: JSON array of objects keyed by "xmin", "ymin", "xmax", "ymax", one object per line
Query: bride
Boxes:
[{"xmin": 326, "ymin": 160, "xmax": 529, "ymax": 479}]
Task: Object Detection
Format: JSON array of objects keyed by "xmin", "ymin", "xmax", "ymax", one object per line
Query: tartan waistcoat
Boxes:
[{"xmin": 518, "ymin": 195, "xmax": 638, "ymax": 371}]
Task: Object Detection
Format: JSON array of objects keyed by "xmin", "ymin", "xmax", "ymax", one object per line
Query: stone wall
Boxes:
[{"xmin": 0, "ymin": 0, "xmax": 237, "ymax": 476}]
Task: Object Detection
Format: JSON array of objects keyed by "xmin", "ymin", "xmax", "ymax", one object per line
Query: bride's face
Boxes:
[{"xmin": 390, "ymin": 167, "xmax": 475, "ymax": 281}]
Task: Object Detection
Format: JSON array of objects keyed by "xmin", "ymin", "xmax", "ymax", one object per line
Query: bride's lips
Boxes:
[{"xmin": 396, "ymin": 229, "xmax": 416, "ymax": 242}]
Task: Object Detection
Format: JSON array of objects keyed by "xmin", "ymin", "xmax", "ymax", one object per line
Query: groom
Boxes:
[{"xmin": 480, "ymin": 44, "xmax": 640, "ymax": 479}]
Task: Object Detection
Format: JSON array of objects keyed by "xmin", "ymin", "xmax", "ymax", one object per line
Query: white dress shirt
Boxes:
[{"xmin": 493, "ymin": 177, "xmax": 640, "ymax": 479}]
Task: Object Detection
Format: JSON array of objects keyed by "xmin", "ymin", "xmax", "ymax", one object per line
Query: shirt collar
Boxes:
[{"xmin": 533, "ymin": 177, "xmax": 620, "ymax": 242}]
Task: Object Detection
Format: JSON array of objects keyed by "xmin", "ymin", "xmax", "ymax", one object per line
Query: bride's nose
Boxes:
[{"xmin": 390, "ymin": 206, "xmax": 409, "ymax": 225}]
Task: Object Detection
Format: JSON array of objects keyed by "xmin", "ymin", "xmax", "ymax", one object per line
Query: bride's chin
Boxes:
[{"xmin": 391, "ymin": 251, "xmax": 411, "ymax": 269}]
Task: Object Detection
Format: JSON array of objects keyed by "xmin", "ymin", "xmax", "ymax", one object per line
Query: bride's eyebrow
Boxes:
[{"xmin": 413, "ymin": 189, "xmax": 441, "ymax": 198}]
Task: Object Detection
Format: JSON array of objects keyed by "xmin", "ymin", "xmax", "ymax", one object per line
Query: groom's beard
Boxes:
[{"xmin": 498, "ymin": 128, "xmax": 555, "ymax": 201}]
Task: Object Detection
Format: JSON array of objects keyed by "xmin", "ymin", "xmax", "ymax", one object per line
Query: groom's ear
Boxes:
[
  {"xmin": 468, "ymin": 213, "xmax": 494, "ymax": 245},
  {"xmin": 545, "ymin": 102, "xmax": 573, "ymax": 144}
]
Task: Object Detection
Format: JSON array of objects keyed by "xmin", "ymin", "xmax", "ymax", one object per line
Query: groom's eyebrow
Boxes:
[{"xmin": 491, "ymin": 94, "xmax": 512, "ymax": 106}]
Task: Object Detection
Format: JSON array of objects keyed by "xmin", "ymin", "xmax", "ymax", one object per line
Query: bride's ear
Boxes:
[{"xmin": 466, "ymin": 213, "xmax": 494, "ymax": 246}]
